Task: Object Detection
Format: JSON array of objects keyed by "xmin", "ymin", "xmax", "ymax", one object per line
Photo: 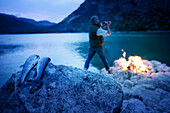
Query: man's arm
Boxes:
[
  {"xmin": 97, "ymin": 23, "xmax": 111, "ymax": 36},
  {"xmin": 106, "ymin": 24, "xmax": 111, "ymax": 35}
]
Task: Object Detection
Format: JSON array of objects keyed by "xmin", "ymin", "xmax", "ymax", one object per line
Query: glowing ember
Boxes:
[{"xmin": 119, "ymin": 49, "xmax": 149, "ymax": 74}]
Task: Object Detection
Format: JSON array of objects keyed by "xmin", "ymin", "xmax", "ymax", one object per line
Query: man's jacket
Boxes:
[{"xmin": 89, "ymin": 24, "xmax": 104, "ymax": 48}]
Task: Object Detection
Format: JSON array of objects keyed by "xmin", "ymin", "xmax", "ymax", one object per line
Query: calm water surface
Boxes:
[
  {"xmin": 75, "ymin": 32, "xmax": 170, "ymax": 69},
  {"xmin": 0, "ymin": 32, "xmax": 169, "ymax": 87},
  {"xmin": 0, "ymin": 33, "xmax": 97, "ymax": 87}
]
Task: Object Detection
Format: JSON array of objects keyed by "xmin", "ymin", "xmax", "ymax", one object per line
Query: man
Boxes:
[{"xmin": 84, "ymin": 15, "xmax": 113, "ymax": 74}]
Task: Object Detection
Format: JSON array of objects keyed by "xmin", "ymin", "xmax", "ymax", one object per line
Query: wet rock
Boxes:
[{"xmin": 0, "ymin": 63, "xmax": 123, "ymax": 113}]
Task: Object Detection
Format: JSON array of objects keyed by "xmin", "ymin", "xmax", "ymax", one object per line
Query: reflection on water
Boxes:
[
  {"xmin": 0, "ymin": 45, "xmax": 23, "ymax": 55},
  {"xmin": 75, "ymin": 32, "xmax": 170, "ymax": 70}
]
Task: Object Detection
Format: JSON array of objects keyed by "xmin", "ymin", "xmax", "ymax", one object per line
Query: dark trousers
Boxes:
[{"xmin": 84, "ymin": 46, "xmax": 110, "ymax": 71}]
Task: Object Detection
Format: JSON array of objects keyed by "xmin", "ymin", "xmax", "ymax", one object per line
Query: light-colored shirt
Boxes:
[{"xmin": 96, "ymin": 28, "xmax": 111, "ymax": 36}]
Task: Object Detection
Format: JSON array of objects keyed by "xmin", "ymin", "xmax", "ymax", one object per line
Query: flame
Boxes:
[
  {"xmin": 118, "ymin": 49, "xmax": 149, "ymax": 74},
  {"xmin": 122, "ymin": 49, "xmax": 126, "ymax": 58}
]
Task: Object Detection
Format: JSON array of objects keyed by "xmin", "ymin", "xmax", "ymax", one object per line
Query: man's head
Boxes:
[{"xmin": 91, "ymin": 16, "xmax": 100, "ymax": 24}]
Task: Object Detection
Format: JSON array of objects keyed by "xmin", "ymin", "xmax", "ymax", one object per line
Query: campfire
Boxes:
[{"xmin": 118, "ymin": 49, "xmax": 149, "ymax": 74}]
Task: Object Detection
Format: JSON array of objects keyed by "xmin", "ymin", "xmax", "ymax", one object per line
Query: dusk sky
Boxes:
[{"xmin": 0, "ymin": 0, "xmax": 85, "ymax": 23}]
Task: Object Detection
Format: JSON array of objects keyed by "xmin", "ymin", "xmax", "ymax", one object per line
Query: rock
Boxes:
[
  {"xmin": 151, "ymin": 60, "xmax": 170, "ymax": 72},
  {"xmin": 114, "ymin": 60, "xmax": 122, "ymax": 67},
  {"xmin": 122, "ymin": 85, "xmax": 170, "ymax": 112},
  {"xmin": 131, "ymin": 85, "xmax": 170, "ymax": 112},
  {"xmin": 101, "ymin": 59, "xmax": 170, "ymax": 112},
  {"xmin": 151, "ymin": 72, "xmax": 170, "ymax": 92},
  {"xmin": 0, "ymin": 63, "xmax": 123, "ymax": 113},
  {"xmin": 158, "ymin": 98, "xmax": 170, "ymax": 112},
  {"xmin": 150, "ymin": 60, "xmax": 162, "ymax": 66},
  {"xmin": 156, "ymin": 64, "xmax": 168, "ymax": 72},
  {"xmin": 111, "ymin": 70, "xmax": 133, "ymax": 84},
  {"xmin": 100, "ymin": 68, "xmax": 108, "ymax": 75},
  {"xmin": 123, "ymin": 89, "xmax": 143, "ymax": 101},
  {"xmin": 123, "ymin": 80, "xmax": 134, "ymax": 89},
  {"xmin": 130, "ymin": 74, "xmax": 144, "ymax": 82},
  {"xmin": 140, "ymin": 84, "xmax": 155, "ymax": 90},
  {"xmin": 143, "ymin": 60, "xmax": 153, "ymax": 69},
  {"xmin": 120, "ymin": 99, "xmax": 147, "ymax": 113}
]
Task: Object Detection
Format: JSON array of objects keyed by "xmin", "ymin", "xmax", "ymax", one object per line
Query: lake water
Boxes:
[
  {"xmin": 0, "ymin": 32, "xmax": 170, "ymax": 87},
  {"xmin": 74, "ymin": 32, "xmax": 170, "ymax": 70}
]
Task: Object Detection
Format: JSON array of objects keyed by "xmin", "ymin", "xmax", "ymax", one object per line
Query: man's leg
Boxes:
[
  {"xmin": 96, "ymin": 47, "xmax": 110, "ymax": 71},
  {"xmin": 84, "ymin": 47, "xmax": 96, "ymax": 70}
]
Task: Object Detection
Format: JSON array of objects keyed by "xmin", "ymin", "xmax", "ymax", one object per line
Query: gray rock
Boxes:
[
  {"xmin": 150, "ymin": 60, "xmax": 170, "ymax": 73},
  {"xmin": 123, "ymin": 80, "xmax": 134, "ymax": 89},
  {"xmin": 123, "ymin": 85, "xmax": 170, "ymax": 112},
  {"xmin": 136, "ymin": 78, "xmax": 152, "ymax": 85},
  {"xmin": 151, "ymin": 72, "xmax": 170, "ymax": 92},
  {"xmin": 158, "ymin": 98, "xmax": 170, "ymax": 113},
  {"xmin": 156, "ymin": 64, "xmax": 168, "ymax": 72},
  {"xmin": 130, "ymin": 74, "xmax": 145, "ymax": 84},
  {"xmin": 143, "ymin": 60, "xmax": 154, "ymax": 72},
  {"xmin": 103, "ymin": 59, "xmax": 170, "ymax": 112},
  {"xmin": 111, "ymin": 70, "xmax": 133, "ymax": 84},
  {"xmin": 150, "ymin": 60, "xmax": 161, "ymax": 67},
  {"xmin": 120, "ymin": 99, "xmax": 147, "ymax": 113},
  {"xmin": 140, "ymin": 84, "xmax": 156, "ymax": 90},
  {"xmin": 0, "ymin": 63, "xmax": 123, "ymax": 113},
  {"xmin": 131, "ymin": 85, "xmax": 170, "ymax": 112}
]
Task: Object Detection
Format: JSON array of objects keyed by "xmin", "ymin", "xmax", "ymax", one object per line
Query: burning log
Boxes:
[{"xmin": 116, "ymin": 49, "xmax": 150, "ymax": 74}]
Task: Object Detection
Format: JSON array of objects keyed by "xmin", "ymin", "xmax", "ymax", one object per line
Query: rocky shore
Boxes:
[
  {"xmin": 0, "ymin": 58, "xmax": 169, "ymax": 112},
  {"xmin": 0, "ymin": 62, "xmax": 123, "ymax": 113},
  {"xmin": 101, "ymin": 60, "xmax": 170, "ymax": 112}
]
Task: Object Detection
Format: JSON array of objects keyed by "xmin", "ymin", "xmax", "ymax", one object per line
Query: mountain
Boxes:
[
  {"xmin": 18, "ymin": 18, "xmax": 56, "ymax": 27},
  {"xmin": 49, "ymin": 0, "xmax": 169, "ymax": 32},
  {"xmin": 0, "ymin": 13, "xmax": 56, "ymax": 34},
  {"xmin": 1, "ymin": 0, "xmax": 169, "ymax": 34}
]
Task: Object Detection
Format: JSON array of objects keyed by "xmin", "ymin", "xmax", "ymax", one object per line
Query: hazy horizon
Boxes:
[{"xmin": 0, "ymin": 0, "xmax": 85, "ymax": 23}]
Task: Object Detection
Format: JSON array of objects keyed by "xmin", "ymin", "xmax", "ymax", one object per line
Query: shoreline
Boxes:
[{"xmin": 0, "ymin": 30, "xmax": 170, "ymax": 35}]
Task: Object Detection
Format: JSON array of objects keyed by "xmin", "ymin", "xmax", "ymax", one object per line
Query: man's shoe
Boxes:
[{"xmin": 108, "ymin": 68, "xmax": 113, "ymax": 74}]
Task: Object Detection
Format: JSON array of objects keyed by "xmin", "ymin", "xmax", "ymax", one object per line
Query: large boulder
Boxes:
[{"xmin": 0, "ymin": 62, "xmax": 123, "ymax": 113}]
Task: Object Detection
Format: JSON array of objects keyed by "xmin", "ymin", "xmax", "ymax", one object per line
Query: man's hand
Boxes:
[
  {"xmin": 97, "ymin": 21, "xmax": 111, "ymax": 36},
  {"xmin": 104, "ymin": 21, "xmax": 108, "ymax": 25}
]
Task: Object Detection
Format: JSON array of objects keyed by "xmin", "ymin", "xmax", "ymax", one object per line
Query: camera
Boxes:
[{"xmin": 100, "ymin": 21, "xmax": 112, "ymax": 28}]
